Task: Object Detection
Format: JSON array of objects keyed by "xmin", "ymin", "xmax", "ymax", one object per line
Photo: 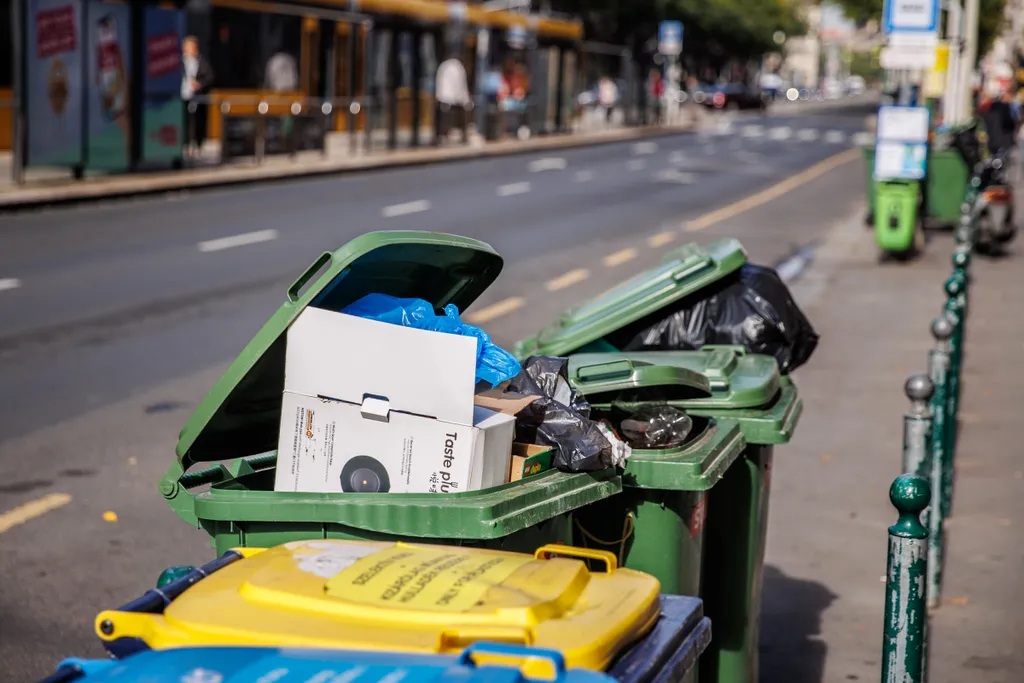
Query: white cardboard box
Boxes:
[{"xmin": 274, "ymin": 307, "xmax": 515, "ymax": 494}]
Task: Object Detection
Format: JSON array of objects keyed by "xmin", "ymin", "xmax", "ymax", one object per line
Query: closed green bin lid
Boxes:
[
  {"xmin": 162, "ymin": 231, "xmax": 622, "ymax": 540},
  {"xmin": 568, "ymin": 347, "xmax": 780, "ymax": 410},
  {"xmin": 567, "ymin": 347, "xmax": 800, "ymax": 446},
  {"xmin": 550, "ymin": 352, "xmax": 746, "ymax": 490},
  {"xmin": 514, "ymin": 239, "xmax": 748, "ymax": 359}
]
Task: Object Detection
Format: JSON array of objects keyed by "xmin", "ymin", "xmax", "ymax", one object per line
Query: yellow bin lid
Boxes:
[{"xmin": 96, "ymin": 541, "xmax": 662, "ymax": 671}]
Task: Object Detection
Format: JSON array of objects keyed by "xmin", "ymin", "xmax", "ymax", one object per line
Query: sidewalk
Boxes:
[
  {"xmin": 0, "ymin": 121, "xmax": 688, "ymax": 210},
  {"xmin": 757, "ymin": 211, "xmax": 1023, "ymax": 682}
]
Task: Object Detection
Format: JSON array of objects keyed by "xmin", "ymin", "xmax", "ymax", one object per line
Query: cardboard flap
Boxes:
[
  {"xmin": 286, "ymin": 307, "xmax": 478, "ymax": 426},
  {"xmin": 474, "ymin": 389, "xmax": 542, "ymax": 416}
]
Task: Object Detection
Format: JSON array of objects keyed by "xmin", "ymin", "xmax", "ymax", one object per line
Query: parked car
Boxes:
[{"xmin": 699, "ymin": 83, "xmax": 768, "ymax": 111}]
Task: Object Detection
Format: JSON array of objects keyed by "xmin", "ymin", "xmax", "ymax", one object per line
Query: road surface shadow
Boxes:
[{"xmin": 759, "ymin": 564, "xmax": 838, "ymax": 683}]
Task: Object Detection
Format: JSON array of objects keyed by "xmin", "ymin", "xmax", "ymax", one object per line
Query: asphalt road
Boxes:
[{"xmin": 0, "ymin": 101, "xmax": 873, "ymax": 681}]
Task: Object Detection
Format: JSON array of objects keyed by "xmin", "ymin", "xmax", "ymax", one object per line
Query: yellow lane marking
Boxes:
[
  {"xmin": 546, "ymin": 268, "xmax": 590, "ymax": 292},
  {"xmin": 647, "ymin": 231, "xmax": 676, "ymax": 248},
  {"xmin": 604, "ymin": 248, "xmax": 638, "ymax": 267},
  {"xmin": 466, "ymin": 297, "xmax": 525, "ymax": 324},
  {"xmin": 0, "ymin": 493, "xmax": 72, "ymax": 535},
  {"xmin": 685, "ymin": 147, "xmax": 861, "ymax": 232}
]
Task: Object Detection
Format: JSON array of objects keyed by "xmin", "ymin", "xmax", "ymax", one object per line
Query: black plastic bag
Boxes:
[
  {"xmin": 622, "ymin": 263, "xmax": 819, "ymax": 374},
  {"xmin": 506, "ymin": 355, "xmax": 590, "ymax": 416},
  {"xmin": 507, "ymin": 356, "xmax": 615, "ymax": 472}
]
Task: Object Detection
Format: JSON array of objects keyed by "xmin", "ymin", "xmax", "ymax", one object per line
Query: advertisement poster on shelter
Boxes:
[
  {"xmin": 142, "ymin": 7, "xmax": 184, "ymax": 163},
  {"xmin": 85, "ymin": 0, "xmax": 132, "ymax": 171},
  {"xmin": 25, "ymin": 0, "xmax": 84, "ymax": 168}
]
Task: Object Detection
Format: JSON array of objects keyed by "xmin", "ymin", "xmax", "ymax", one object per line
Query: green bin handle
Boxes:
[
  {"xmin": 159, "ymin": 453, "xmax": 278, "ymax": 528},
  {"xmin": 287, "ymin": 251, "xmax": 332, "ymax": 303}
]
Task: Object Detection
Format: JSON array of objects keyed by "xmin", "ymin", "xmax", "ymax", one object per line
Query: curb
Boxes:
[{"xmin": 0, "ymin": 125, "xmax": 692, "ymax": 213}]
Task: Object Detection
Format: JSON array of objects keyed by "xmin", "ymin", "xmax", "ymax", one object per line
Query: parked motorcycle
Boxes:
[{"xmin": 949, "ymin": 123, "xmax": 1017, "ymax": 254}]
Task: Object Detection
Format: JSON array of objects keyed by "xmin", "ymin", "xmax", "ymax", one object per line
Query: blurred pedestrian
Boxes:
[
  {"xmin": 598, "ymin": 76, "xmax": 617, "ymax": 126},
  {"xmin": 436, "ymin": 56, "xmax": 470, "ymax": 143},
  {"xmin": 265, "ymin": 50, "xmax": 298, "ymax": 92},
  {"xmin": 981, "ymin": 87, "xmax": 1017, "ymax": 157},
  {"xmin": 649, "ymin": 69, "xmax": 665, "ymax": 125},
  {"xmin": 181, "ymin": 35, "xmax": 214, "ymax": 159}
]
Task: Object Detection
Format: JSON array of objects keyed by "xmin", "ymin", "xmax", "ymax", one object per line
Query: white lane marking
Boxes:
[
  {"xmin": 796, "ymin": 129, "xmax": 819, "ymax": 142},
  {"xmin": 0, "ymin": 278, "xmax": 21, "ymax": 292},
  {"xmin": 575, "ymin": 170, "xmax": 595, "ymax": 182},
  {"xmin": 632, "ymin": 141, "xmax": 658, "ymax": 155},
  {"xmin": 653, "ymin": 169, "xmax": 697, "ymax": 184},
  {"xmin": 852, "ymin": 131, "xmax": 874, "ymax": 146},
  {"xmin": 742, "ymin": 125, "xmax": 764, "ymax": 138},
  {"xmin": 769, "ymin": 126, "xmax": 792, "ymax": 140},
  {"xmin": 604, "ymin": 248, "xmax": 638, "ymax": 267},
  {"xmin": 381, "ymin": 200, "xmax": 432, "ymax": 218},
  {"xmin": 669, "ymin": 151, "xmax": 686, "ymax": 164},
  {"xmin": 546, "ymin": 268, "xmax": 590, "ymax": 292},
  {"xmin": 0, "ymin": 493, "xmax": 72, "ymax": 535},
  {"xmin": 627, "ymin": 159, "xmax": 647, "ymax": 171},
  {"xmin": 198, "ymin": 229, "xmax": 279, "ymax": 253},
  {"xmin": 466, "ymin": 297, "xmax": 525, "ymax": 324},
  {"xmin": 497, "ymin": 182, "xmax": 531, "ymax": 196},
  {"xmin": 713, "ymin": 120, "xmax": 733, "ymax": 135},
  {"xmin": 528, "ymin": 157, "xmax": 567, "ymax": 172},
  {"xmin": 825, "ymin": 130, "xmax": 846, "ymax": 144},
  {"xmin": 647, "ymin": 231, "xmax": 676, "ymax": 248}
]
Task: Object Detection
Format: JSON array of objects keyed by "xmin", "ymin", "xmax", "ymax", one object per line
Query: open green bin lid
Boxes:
[
  {"xmin": 514, "ymin": 239, "xmax": 748, "ymax": 359},
  {"xmin": 174, "ymin": 230, "xmax": 504, "ymax": 467},
  {"xmin": 567, "ymin": 347, "xmax": 801, "ymax": 446},
  {"xmin": 162, "ymin": 231, "xmax": 623, "ymax": 538}
]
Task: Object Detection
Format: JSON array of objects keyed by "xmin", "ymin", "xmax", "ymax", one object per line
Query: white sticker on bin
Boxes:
[{"xmin": 292, "ymin": 541, "xmax": 382, "ymax": 579}]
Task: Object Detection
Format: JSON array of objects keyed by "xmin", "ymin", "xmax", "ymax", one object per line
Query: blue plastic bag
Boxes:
[{"xmin": 341, "ymin": 294, "xmax": 522, "ymax": 387}]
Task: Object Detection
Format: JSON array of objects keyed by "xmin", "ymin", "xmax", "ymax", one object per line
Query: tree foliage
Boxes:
[
  {"xmin": 830, "ymin": 0, "xmax": 1007, "ymax": 60},
  {"xmin": 549, "ymin": 0, "xmax": 807, "ymax": 67}
]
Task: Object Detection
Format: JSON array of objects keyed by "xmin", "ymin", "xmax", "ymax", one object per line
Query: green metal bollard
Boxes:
[
  {"xmin": 881, "ymin": 474, "xmax": 931, "ymax": 683},
  {"xmin": 943, "ymin": 280, "xmax": 965, "ymax": 518},
  {"xmin": 952, "ymin": 246, "xmax": 971, "ymax": 310},
  {"xmin": 902, "ymin": 374, "xmax": 934, "ymax": 479},
  {"xmin": 926, "ymin": 316, "xmax": 954, "ymax": 609},
  {"xmin": 955, "ymin": 206, "xmax": 975, "ymax": 248}
]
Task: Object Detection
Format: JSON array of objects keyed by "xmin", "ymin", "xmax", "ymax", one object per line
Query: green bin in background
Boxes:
[
  {"xmin": 566, "ymin": 349, "xmax": 800, "ymax": 683},
  {"xmin": 514, "ymin": 239, "xmax": 748, "ymax": 358},
  {"xmin": 862, "ymin": 144, "xmax": 969, "ymax": 226},
  {"xmin": 514, "ymin": 240, "xmax": 802, "ymax": 683},
  {"xmin": 567, "ymin": 356, "xmax": 746, "ymax": 598},
  {"xmin": 160, "ymin": 231, "xmax": 621, "ymax": 556}
]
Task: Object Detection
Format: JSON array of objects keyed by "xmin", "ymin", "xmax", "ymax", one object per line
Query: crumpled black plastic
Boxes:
[
  {"xmin": 506, "ymin": 356, "xmax": 614, "ymax": 473},
  {"xmin": 621, "ymin": 263, "xmax": 820, "ymax": 374}
]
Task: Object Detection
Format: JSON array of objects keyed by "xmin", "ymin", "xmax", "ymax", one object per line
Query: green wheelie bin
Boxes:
[
  {"xmin": 567, "ymin": 350, "xmax": 799, "ymax": 683},
  {"xmin": 566, "ymin": 356, "xmax": 747, "ymax": 598},
  {"xmin": 160, "ymin": 231, "xmax": 621, "ymax": 556},
  {"xmin": 514, "ymin": 240, "xmax": 802, "ymax": 683},
  {"xmin": 863, "ymin": 143, "xmax": 970, "ymax": 226}
]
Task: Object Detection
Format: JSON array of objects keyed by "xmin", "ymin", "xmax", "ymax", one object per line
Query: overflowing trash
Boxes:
[
  {"xmin": 621, "ymin": 263, "xmax": 820, "ymax": 374},
  {"xmin": 618, "ymin": 406, "xmax": 693, "ymax": 450},
  {"xmin": 506, "ymin": 356, "xmax": 630, "ymax": 472},
  {"xmin": 342, "ymin": 293, "xmax": 522, "ymax": 387}
]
